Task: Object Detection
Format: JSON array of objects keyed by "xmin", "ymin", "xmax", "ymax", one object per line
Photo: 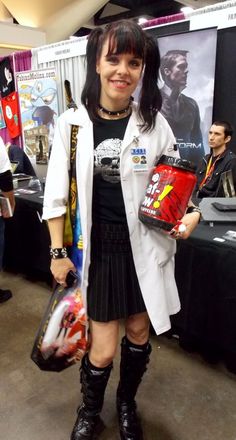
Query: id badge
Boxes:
[{"xmin": 131, "ymin": 148, "xmax": 148, "ymax": 173}]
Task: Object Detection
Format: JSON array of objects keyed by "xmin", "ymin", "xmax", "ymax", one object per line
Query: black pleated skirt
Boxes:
[{"xmin": 87, "ymin": 223, "xmax": 146, "ymax": 322}]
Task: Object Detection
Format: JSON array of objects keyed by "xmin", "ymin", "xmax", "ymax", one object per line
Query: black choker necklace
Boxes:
[{"xmin": 98, "ymin": 104, "xmax": 130, "ymax": 116}]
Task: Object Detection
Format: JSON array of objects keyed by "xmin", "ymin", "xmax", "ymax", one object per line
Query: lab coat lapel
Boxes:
[
  {"xmin": 75, "ymin": 114, "xmax": 94, "ymax": 250},
  {"xmin": 122, "ymin": 111, "xmax": 141, "ymax": 152}
]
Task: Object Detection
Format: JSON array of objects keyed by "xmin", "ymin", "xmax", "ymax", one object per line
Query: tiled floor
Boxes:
[{"xmin": 1, "ymin": 271, "xmax": 236, "ymax": 440}]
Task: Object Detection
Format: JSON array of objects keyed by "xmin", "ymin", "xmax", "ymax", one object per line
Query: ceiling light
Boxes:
[
  {"xmin": 181, "ymin": 7, "xmax": 194, "ymax": 14},
  {"xmin": 138, "ymin": 17, "xmax": 148, "ymax": 25}
]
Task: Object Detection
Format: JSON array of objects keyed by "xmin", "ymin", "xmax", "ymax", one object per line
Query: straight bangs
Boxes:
[{"xmin": 105, "ymin": 26, "xmax": 145, "ymax": 59}]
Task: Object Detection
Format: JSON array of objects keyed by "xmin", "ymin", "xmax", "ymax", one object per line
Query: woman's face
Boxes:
[{"xmin": 96, "ymin": 38, "xmax": 143, "ymax": 110}]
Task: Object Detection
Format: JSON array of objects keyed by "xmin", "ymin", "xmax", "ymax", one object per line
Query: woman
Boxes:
[{"xmin": 43, "ymin": 20, "xmax": 201, "ymax": 440}]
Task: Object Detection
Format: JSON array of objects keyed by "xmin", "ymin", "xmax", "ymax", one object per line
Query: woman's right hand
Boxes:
[{"xmin": 50, "ymin": 257, "xmax": 76, "ymax": 287}]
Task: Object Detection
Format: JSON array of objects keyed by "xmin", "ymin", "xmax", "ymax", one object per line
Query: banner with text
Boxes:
[{"xmin": 16, "ymin": 67, "xmax": 58, "ymax": 162}]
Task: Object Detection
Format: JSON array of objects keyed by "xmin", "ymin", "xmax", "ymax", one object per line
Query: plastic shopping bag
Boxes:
[{"xmin": 31, "ymin": 280, "xmax": 88, "ymax": 372}]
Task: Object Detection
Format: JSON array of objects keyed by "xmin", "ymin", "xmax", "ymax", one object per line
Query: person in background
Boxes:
[
  {"xmin": 0, "ymin": 137, "xmax": 15, "ymax": 303},
  {"xmin": 43, "ymin": 20, "xmax": 201, "ymax": 440},
  {"xmin": 6, "ymin": 143, "xmax": 36, "ymax": 176},
  {"xmin": 160, "ymin": 50, "xmax": 205, "ymax": 164},
  {"xmin": 195, "ymin": 120, "xmax": 236, "ymax": 198}
]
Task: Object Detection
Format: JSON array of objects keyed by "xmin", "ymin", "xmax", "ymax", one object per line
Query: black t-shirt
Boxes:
[{"xmin": 92, "ymin": 115, "xmax": 130, "ymax": 223}]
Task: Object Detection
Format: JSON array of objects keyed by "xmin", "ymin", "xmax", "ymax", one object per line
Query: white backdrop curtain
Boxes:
[{"xmin": 31, "ymin": 43, "xmax": 87, "ymax": 115}]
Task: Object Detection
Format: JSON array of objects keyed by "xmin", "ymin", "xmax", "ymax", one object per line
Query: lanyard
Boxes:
[{"xmin": 199, "ymin": 153, "xmax": 222, "ymax": 189}]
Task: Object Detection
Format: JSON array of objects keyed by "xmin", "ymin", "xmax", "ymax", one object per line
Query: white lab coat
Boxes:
[
  {"xmin": 0, "ymin": 137, "xmax": 11, "ymax": 173},
  {"xmin": 43, "ymin": 104, "xmax": 181, "ymax": 335}
]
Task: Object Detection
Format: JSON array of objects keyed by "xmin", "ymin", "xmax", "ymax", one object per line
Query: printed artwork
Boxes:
[
  {"xmin": 16, "ymin": 68, "xmax": 58, "ymax": 160},
  {"xmin": 94, "ymin": 138, "xmax": 122, "ymax": 183},
  {"xmin": 157, "ymin": 28, "xmax": 217, "ymax": 165},
  {"xmin": 24, "ymin": 125, "xmax": 49, "ymax": 164},
  {"xmin": 0, "ymin": 57, "xmax": 15, "ymax": 97}
]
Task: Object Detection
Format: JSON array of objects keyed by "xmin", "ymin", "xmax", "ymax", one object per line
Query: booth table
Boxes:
[
  {"xmin": 3, "ymin": 181, "xmax": 51, "ymax": 283},
  {"xmin": 172, "ymin": 222, "xmax": 236, "ymax": 373},
  {"xmin": 4, "ymin": 185, "xmax": 236, "ymax": 372}
]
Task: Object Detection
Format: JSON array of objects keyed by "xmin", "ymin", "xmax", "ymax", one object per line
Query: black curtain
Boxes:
[{"xmin": 213, "ymin": 26, "xmax": 236, "ymax": 154}]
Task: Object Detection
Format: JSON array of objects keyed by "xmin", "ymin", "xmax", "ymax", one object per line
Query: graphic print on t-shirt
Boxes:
[{"xmin": 94, "ymin": 138, "xmax": 121, "ymax": 184}]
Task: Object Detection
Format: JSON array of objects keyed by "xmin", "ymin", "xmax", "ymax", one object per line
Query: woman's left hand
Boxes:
[{"xmin": 170, "ymin": 211, "xmax": 201, "ymax": 240}]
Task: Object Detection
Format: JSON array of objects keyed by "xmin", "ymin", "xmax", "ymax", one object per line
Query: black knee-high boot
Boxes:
[
  {"xmin": 117, "ymin": 336, "xmax": 152, "ymax": 440},
  {"xmin": 71, "ymin": 353, "xmax": 113, "ymax": 440}
]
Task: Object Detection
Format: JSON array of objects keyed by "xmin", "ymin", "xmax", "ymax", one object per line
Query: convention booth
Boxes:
[
  {"xmin": 1, "ymin": 0, "xmax": 236, "ymax": 373},
  {"xmin": 3, "ymin": 179, "xmax": 236, "ymax": 373}
]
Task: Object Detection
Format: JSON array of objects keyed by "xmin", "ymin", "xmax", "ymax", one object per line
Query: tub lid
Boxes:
[{"xmin": 156, "ymin": 154, "xmax": 197, "ymax": 172}]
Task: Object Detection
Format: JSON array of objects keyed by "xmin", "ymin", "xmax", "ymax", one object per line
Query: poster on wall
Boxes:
[
  {"xmin": 0, "ymin": 102, "xmax": 6, "ymax": 129},
  {"xmin": 157, "ymin": 28, "xmax": 217, "ymax": 166},
  {"xmin": 24, "ymin": 125, "xmax": 49, "ymax": 165},
  {"xmin": 16, "ymin": 67, "xmax": 58, "ymax": 162}
]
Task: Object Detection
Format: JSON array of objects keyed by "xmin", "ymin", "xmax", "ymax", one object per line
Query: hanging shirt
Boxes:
[
  {"xmin": 1, "ymin": 91, "xmax": 21, "ymax": 139},
  {"xmin": 0, "ymin": 57, "xmax": 15, "ymax": 97}
]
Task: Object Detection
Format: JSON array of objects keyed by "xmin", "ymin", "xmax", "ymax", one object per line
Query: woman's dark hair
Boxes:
[{"xmin": 81, "ymin": 19, "xmax": 162, "ymax": 132}]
